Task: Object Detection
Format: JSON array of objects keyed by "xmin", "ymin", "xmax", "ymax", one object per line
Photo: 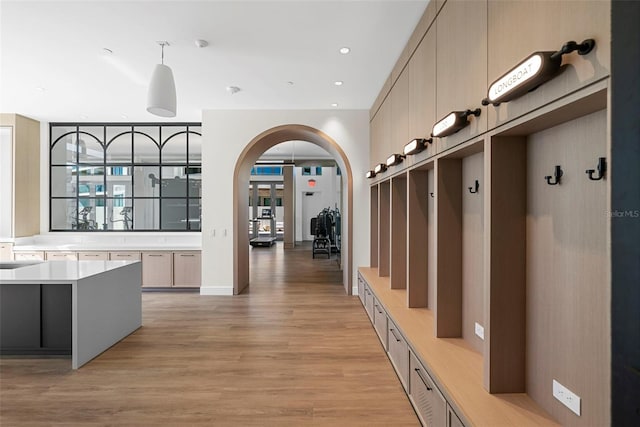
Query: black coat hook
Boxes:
[
  {"xmin": 429, "ymin": 192, "xmax": 434, "ymax": 198},
  {"xmin": 586, "ymin": 157, "xmax": 606, "ymax": 181},
  {"xmin": 468, "ymin": 180, "xmax": 479, "ymax": 194},
  {"xmin": 545, "ymin": 165, "xmax": 563, "ymax": 185}
]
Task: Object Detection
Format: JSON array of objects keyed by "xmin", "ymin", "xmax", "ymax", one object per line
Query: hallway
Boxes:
[{"xmin": 0, "ymin": 243, "xmax": 418, "ymax": 426}]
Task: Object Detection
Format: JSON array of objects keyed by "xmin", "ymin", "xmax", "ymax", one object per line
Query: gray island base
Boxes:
[{"xmin": 0, "ymin": 260, "xmax": 142, "ymax": 369}]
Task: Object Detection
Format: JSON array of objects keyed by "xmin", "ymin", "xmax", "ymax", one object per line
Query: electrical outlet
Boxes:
[
  {"xmin": 553, "ymin": 379, "xmax": 581, "ymax": 416},
  {"xmin": 474, "ymin": 322, "xmax": 484, "ymax": 340}
]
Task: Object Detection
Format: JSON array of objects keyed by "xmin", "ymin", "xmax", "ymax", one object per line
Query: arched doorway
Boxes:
[{"xmin": 233, "ymin": 124, "xmax": 353, "ymax": 295}]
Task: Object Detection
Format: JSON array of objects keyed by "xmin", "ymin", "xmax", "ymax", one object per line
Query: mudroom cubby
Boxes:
[
  {"xmin": 485, "ymin": 94, "xmax": 609, "ymax": 426},
  {"xmin": 407, "ymin": 165, "xmax": 431, "ymax": 308},
  {"xmin": 378, "ymin": 180, "xmax": 391, "ymax": 277},
  {"xmin": 390, "ymin": 174, "xmax": 407, "ymax": 290},
  {"xmin": 370, "ymin": 185, "xmax": 379, "ymax": 268},
  {"xmin": 434, "ymin": 143, "xmax": 485, "ymax": 354}
]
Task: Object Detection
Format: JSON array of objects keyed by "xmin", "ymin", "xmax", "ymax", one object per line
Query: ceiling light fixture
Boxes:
[
  {"xmin": 226, "ymin": 86, "xmax": 241, "ymax": 94},
  {"xmin": 339, "ymin": 47, "xmax": 351, "ymax": 54},
  {"xmin": 146, "ymin": 41, "xmax": 177, "ymax": 118},
  {"xmin": 102, "ymin": 48, "xmax": 113, "ymax": 55},
  {"xmin": 331, "ymin": 103, "xmax": 338, "ymax": 107},
  {"xmin": 194, "ymin": 39, "xmax": 209, "ymax": 48},
  {"xmin": 334, "ymin": 81, "xmax": 344, "ymax": 86}
]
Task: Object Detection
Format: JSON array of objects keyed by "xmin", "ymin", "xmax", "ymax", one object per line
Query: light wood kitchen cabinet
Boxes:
[
  {"xmin": 0, "ymin": 114, "xmax": 40, "ymax": 240},
  {"xmin": 77, "ymin": 251, "xmax": 109, "ymax": 260},
  {"xmin": 0, "ymin": 243, "xmax": 13, "ymax": 261},
  {"xmin": 45, "ymin": 251, "xmax": 78, "ymax": 261},
  {"xmin": 13, "ymin": 251, "xmax": 45, "ymax": 261},
  {"xmin": 390, "ymin": 68, "xmax": 409, "ymax": 155},
  {"xmin": 109, "ymin": 252, "xmax": 141, "ymax": 261},
  {"xmin": 141, "ymin": 252, "xmax": 173, "ymax": 287},
  {"xmin": 173, "ymin": 251, "xmax": 201, "ymax": 288}
]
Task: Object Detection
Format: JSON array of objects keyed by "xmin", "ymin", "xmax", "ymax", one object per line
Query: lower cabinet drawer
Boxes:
[
  {"xmin": 13, "ymin": 251, "xmax": 44, "ymax": 261},
  {"xmin": 387, "ymin": 319, "xmax": 409, "ymax": 390},
  {"xmin": 447, "ymin": 404, "xmax": 464, "ymax": 427},
  {"xmin": 364, "ymin": 286, "xmax": 375, "ymax": 321},
  {"xmin": 373, "ymin": 298, "xmax": 388, "ymax": 350},
  {"xmin": 358, "ymin": 275, "xmax": 365, "ymax": 304},
  {"xmin": 77, "ymin": 252, "xmax": 109, "ymax": 260},
  {"xmin": 410, "ymin": 351, "xmax": 447, "ymax": 427},
  {"xmin": 45, "ymin": 251, "xmax": 77, "ymax": 261},
  {"xmin": 109, "ymin": 252, "xmax": 141, "ymax": 261}
]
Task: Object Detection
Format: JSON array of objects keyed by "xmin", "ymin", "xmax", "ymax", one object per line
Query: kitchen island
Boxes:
[{"xmin": 0, "ymin": 260, "xmax": 141, "ymax": 368}]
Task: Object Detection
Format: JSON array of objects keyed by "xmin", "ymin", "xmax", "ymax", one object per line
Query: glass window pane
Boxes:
[
  {"xmin": 133, "ymin": 127, "xmax": 160, "ymax": 163},
  {"xmin": 51, "ymin": 198, "xmax": 76, "ymax": 230},
  {"xmin": 188, "ymin": 129, "xmax": 201, "ymax": 163},
  {"xmin": 106, "ymin": 166, "xmax": 132, "ymax": 199},
  {"xmin": 162, "ymin": 166, "xmax": 187, "ymax": 197},
  {"xmin": 51, "ymin": 166, "xmax": 76, "ymax": 197},
  {"xmin": 188, "ymin": 200, "xmax": 201, "ymax": 231},
  {"xmin": 78, "ymin": 166, "xmax": 104, "ymax": 197},
  {"xmin": 161, "ymin": 199, "xmax": 187, "ymax": 230},
  {"xmin": 106, "ymin": 128, "xmax": 132, "ymax": 163},
  {"xmin": 133, "ymin": 166, "xmax": 160, "ymax": 197},
  {"xmin": 76, "ymin": 199, "xmax": 105, "ymax": 230},
  {"xmin": 162, "ymin": 129, "xmax": 187, "ymax": 163},
  {"xmin": 106, "ymin": 198, "xmax": 133, "ymax": 230},
  {"xmin": 133, "ymin": 198, "xmax": 159, "ymax": 230},
  {"xmin": 51, "ymin": 128, "xmax": 77, "ymax": 164},
  {"xmin": 78, "ymin": 131, "xmax": 104, "ymax": 163},
  {"xmin": 188, "ymin": 170, "xmax": 202, "ymax": 198}
]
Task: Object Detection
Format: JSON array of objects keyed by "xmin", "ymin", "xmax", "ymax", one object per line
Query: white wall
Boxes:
[{"xmin": 201, "ymin": 109, "xmax": 369, "ymax": 295}]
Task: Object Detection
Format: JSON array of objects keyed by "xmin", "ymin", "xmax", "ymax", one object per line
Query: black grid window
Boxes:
[{"xmin": 50, "ymin": 123, "xmax": 202, "ymax": 231}]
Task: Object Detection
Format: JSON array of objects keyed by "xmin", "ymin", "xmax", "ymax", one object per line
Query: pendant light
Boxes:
[{"xmin": 147, "ymin": 41, "xmax": 177, "ymax": 117}]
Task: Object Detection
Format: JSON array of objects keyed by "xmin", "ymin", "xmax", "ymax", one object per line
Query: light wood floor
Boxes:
[{"xmin": 0, "ymin": 243, "xmax": 419, "ymax": 426}]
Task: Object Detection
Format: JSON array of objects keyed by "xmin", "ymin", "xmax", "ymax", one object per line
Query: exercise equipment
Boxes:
[{"xmin": 311, "ymin": 207, "xmax": 341, "ymax": 258}]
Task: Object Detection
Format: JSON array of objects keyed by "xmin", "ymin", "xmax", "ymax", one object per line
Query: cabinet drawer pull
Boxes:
[
  {"xmin": 85, "ymin": 254, "xmax": 99, "ymax": 257},
  {"xmin": 179, "ymin": 254, "xmax": 195, "ymax": 257},
  {"xmin": 116, "ymin": 254, "xmax": 131, "ymax": 257},
  {"xmin": 390, "ymin": 328, "xmax": 402, "ymax": 342},
  {"xmin": 414, "ymin": 368, "xmax": 433, "ymax": 391},
  {"xmin": 148, "ymin": 254, "xmax": 164, "ymax": 257},
  {"xmin": 374, "ymin": 304, "xmax": 383, "ymax": 314}
]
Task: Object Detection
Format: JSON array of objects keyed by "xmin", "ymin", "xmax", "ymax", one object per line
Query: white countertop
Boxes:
[
  {"xmin": 11, "ymin": 233, "xmax": 202, "ymax": 252},
  {"xmin": 0, "ymin": 260, "xmax": 139, "ymax": 283}
]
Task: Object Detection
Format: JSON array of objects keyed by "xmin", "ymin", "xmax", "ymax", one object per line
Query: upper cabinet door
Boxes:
[
  {"xmin": 390, "ymin": 68, "xmax": 410, "ymax": 156},
  {"xmin": 436, "ymin": 0, "xmax": 488, "ymax": 152},
  {"xmin": 487, "ymin": 0, "xmax": 610, "ymax": 129}
]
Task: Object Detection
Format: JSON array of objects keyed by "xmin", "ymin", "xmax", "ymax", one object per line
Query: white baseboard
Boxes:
[{"xmin": 199, "ymin": 286, "xmax": 234, "ymax": 296}]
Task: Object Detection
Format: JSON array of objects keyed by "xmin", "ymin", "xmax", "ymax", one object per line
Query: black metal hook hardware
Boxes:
[
  {"xmin": 551, "ymin": 39, "xmax": 596, "ymax": 60},
  {"xmin": 545, "ymin": 165, "xmax": 563, "ymax": 185},
  {"xmin": 586, "ymin": 157, "xmax": 606, "ymax": 181},
  {"xmin": 464, "ymin": 108, "xmax": 482, "ymax": 119},
  {"xmin": 468, "ymin": 180, "xmax": 479, "ymax": 194},
  {"xmin": 429, "ymin": 192, "xmax": 434, "ymax": 198}
]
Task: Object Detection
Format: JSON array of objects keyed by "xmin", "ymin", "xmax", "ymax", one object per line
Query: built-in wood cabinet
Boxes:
[
  {"xmin": 410, "ymin": 350, "xmax": 447, "ymax": 427},
  {"xmin": 142, "ymin": 252, "xmax": 173, "ymax": 287},
  {"xmin": 390, "ymin": 68, "xmax": 409, "ymax": 155},
  {"xmin": 373, "ymin": 297, "xmax": 388, "ymax": 350},
  {"xmin": 365, "ymin": 2, "xmax": 611, "ymax": 425},
  {"xmin": 0, "ymin": 114, "xmax": 40, "ymax": 240},
  {"xmin": 173, "ymin": 251, "xmax": 201, "ymax": 288},
  {"xmin": 387, "ymin": 319, "xmax": 409, "ymax": 390}
]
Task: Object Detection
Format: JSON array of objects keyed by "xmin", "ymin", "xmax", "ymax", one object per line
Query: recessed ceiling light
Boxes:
[
  {"xmin": 194, "ymin": 39, "xmax": 208, "ymax": 48},
  {"xmin": 102, "ymin": 48, "xmax": 113, "ymax": 55},
  {"xmin": 120, "ymin": 114, "xmax": 129, "ymax": 119},
  {"xmin": 79, "ymin": 114, "xmax": 88, "ymax": 120},
  {"xmin": 287, "ymin": 81, "xmax": 294, "ymax": 86},
  {"xmin": 35, "ymin": 86, "xmax": 45, "ymax": 92},
  {"xmin": 331, "ymin": 103, "xmax": 339, "ymax": 107},
  {"xmin": 334, "ymin": 81, "xmax": 343, "ymax": 86},
  {"xmin": 226, "ymin": 86, "xmax": 241, "ymax": 94},
  {"xmin": 339, "ymin": 47, "xmax": 351, "ymax": 54}
]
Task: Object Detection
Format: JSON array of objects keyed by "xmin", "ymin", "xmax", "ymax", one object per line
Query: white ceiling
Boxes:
[{"xmin": 0, "ymin": 0, "xmax": 429, "ymax": 123}]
